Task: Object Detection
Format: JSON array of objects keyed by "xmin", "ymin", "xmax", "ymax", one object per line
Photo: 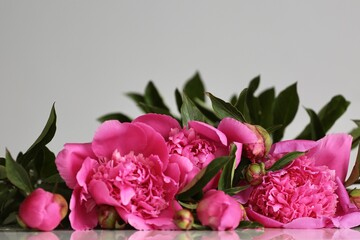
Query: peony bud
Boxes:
[
  {"xmin": 174, "ymin": 209, "xmax": 194, "ymax": 230},
  {"xmin": 197, "ymin": 190, "xmax": 242, "ymax": 231},
  {"xmin": 97, "ymin": 205, "xmax": 125, "ymax": 229},
  {"xmin": 349, "ymin": 188, "xmax": 360, "ymax": 209},
  {"xmin": 17, "ymin": 188, "xmax": 68, "ymax": 231},
  {"xmin": 244, "ymin": 124, "xmax": 272, "ymax": 161},
  {"xmin": 245, "ymin": 162, "xmax": 266, "ymax": 186}
]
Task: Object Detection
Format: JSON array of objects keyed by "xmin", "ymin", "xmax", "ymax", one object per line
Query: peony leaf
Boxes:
[
  {"xmin": 350, "ymin": 127, "xmax": 360, "ymax": 149},
  {"xmin": 268, "ymin": 151, "xmax": 304, "ymax": 172},
  {"xmin": 206, "ymin": 92, "xmax": 246, "ymax": 122},
  {"xmin": 238, "ymin": 221, "xmax": 264, "ymax": 229},
  {"xmin": 234, "ymin": 88, "xmax": 251, "ymax": 123},
  {"xmin": 178, "ymin": 201, "xmax": 198, "ymax": 210},
  {"xmin": 138, "ymin": 102, "xmax": 172, "ymax": 115},
  {"xmin": 345, "ymin": 144, "xmax": 360, "ymax": 187},
  {"xmin": 193, "ymin": 98, "xmax": 220, "ymax": 123},
  {"xmin": 18, "ymin": 104, "xmax": 57, "ymax": 167},
  {"xmin": 97, "ymin": 112, "xmax": 132, "ymax": 123},
  {"xmin": 175, "ymin": 88, "xmax": 183, "ymax": 113},
  {"xmin": 183, "ymin": 72, "xmax": 205, "ymax": 102},
  {"xmin": 266, "ymin": 124, "xmax": 283, "ymax": 134},
  {"xmin": 273, "ymin": 83, "xmax": 299, "ymax": 142},
  {"xmin": 177, "ymin": 156, "xmax": 231, "ymax": 200},
  {"xmin": 218, "ymin": 144, "xmax": 237, "ymax": 190},
  {"xmin": 144, "ymin": 81, "xmax": 170, "ymax": 112},
  {"xmin": 126, "ymin": 92, "xmax": 148, "ymax": 113},
  {"xmin": 246, "ymin": 76, "xmax": 262, "ymax": 124},
  {"xmin": 181, "ymin": 93, "xmax": 207, "ymax": 126},
  {"xmin": 42, "ymin": 173, "xmax": 64, "ymax": 183},
  {"xmin": 223, "ymin": 185, "xmax": 250, "ymax": 196},
  {"xmin": 354, "ymin": 119, "xmax": 360, "ymax": 127},
  {"xmin": 296, "ymin": 95, "xmax": 350, "ymax": 139},
  {"xmin": 0, "ymin": 166, "xmax": 6, "ymax": 180},
  {"xmin": 304, "ymin": 108, "xmax": 325, "ymax": 140},
  {"xmin": 258, "ymin": 87, "xmax": 275, "ymax": 128},
  {"xmin": 5, "ymin": 150, "xmax": 33, "ymax": 195}
]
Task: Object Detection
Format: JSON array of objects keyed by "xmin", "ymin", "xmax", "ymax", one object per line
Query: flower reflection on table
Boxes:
[{"xmin": 2, "ymin": 228, "xmax": 360, "ymax": 240}]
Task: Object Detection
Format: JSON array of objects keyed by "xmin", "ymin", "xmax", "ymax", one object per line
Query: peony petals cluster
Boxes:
[
  {"xmin": 55, "ymin": 120, "xmax": 181, "ymax": 230},
  {"xmin": 246, "ymin": 133, "xmax": 360, "ymax": 228},
  {"xmin": 18, "ymin": 188, "xmax": 68, "ymax": 231}
]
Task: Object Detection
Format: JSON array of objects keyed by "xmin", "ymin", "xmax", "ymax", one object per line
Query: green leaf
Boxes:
[
  {"xmin": 42, "ymin": 173, "xmax": 64, "ymax": 183},
  {"xmin": 126, "ymin": 92, "xmax": 148, "ymax": 113},
  {"xmin": 229, "ymin": 94, "xmax": 237, "ymax": 106},
  {"xmin": 19, "ymin": 104, "xmax": 57, "ymax": 165},
  {"xmin": 183, "ymin": 72, "xmax": 205, "ymax": 102},
  {"xmin": 238, "ymin": 221, "xmax": 263, "ymax": 229},
  {"xmin": 138, "ymin": 102, "xmax": 172, "ymax": 115},
  {"xmin": 223, "ymin": 185, "xmax": 250, "ymax": 195},
  {"xmin": 273, "ymin": 83, "xmax": 299, "ymax": 142},
  {"xmin": 234, "ymin": 88, "xmax": 251, "ymax": 122},
  {"xmin": 175, "ymin": 88, "xmax": 183, "ymax": 113},
  {"xmin": 268, "ymin": 151, "xmax": 304, "ymax": 172},
  {"xmin": 297, "ymin": 95, "xmax": 350, "ymax": 139},
  {"xmin": 246, "ymin": 76, "xmax": 262, "ymax": 124},
  {"xmin": 266, "ymin": 124, "xmax": 283, "ymax": 134},
  {"xmin": 258, "ymin": 88, "xmax": 275, "ymax": 128},
  {"xmin": 38, "ymin": 147, "xmax": 57, "ymax": 179},
  {"xmin": 177, "ymin": 156, "xmax": 231, "ymax": 200},
  {"xmin": 0, "ymin": 166, "xmax": 6, "ymax": 179},
  {"xmin": 180, "ymin": 93, "xmax": 207, "ymax": 126},
  {"xmin": 5, "ymin": 150, "xmax": 33, "ymax": 195},
  {"xmin": 193, "ymin": 99, "xmax": 220, "ymax": 124},
  {"xmin": 97, "ymin": 112, "xmax": 132, "ymax": 123},
  {"xmin": 350, "ymin": 126, "xmax": 360, "ymax": 149},
  {"xmin": 304, "ymin": 108, "xmax": 325, "ymax": 140},
  {"xmin": 178, "ymin": 201, "xmax": 198, "ymax": 210},
  {"xmin": 353, "ymin": 120, "xmax": 360, "ymax": 127},
  {"xmin": 218, "ymin": 144, "xmax": 237, "ymax": 191},
  {"xmin": 144, "ymin": 81, "xmax": 170, "ymax": 112},
  {"xmin": 206, "ymin": 92, "xmax": 246, "ymax": 122}
]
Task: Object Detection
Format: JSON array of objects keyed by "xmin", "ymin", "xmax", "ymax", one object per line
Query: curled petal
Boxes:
[
  {"xmin": 246, "ymin": 207, "xmax": 283, "ymax": 228},
  {"xmin": 133, "ymin": 113, "xmax": 181, "ymax": 138},
  {"xmin": 69, "ymin": 187, "xmax": 98, "ymax": 230},
  {"xmin": 217, "ymin": 118, "xmax": 257, "ymax": 144},
  {"xmin": 331, "ymin": 211, "xmax": 360, "ymax": 228},
  {"xmin": 88, "ymin": 180, "xmax": 121, "ymax": 207},
  {"xmin": 55, "ymin": 143, "xmax": 95, "ymax": 189},
  {"xmin": 307, "ymin": 134, "xmax": 352, "ymax": 182},
  {"xmin": 269, "ymin": 140, "xmax": 316, "ymax": 155},
  {"xmin": 189, "ymin": 121, "xmax": 227, "ymax": 146}
]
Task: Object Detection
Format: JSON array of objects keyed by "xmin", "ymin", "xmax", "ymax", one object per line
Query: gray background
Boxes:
[{"xmin": 1, "ymin": 1, "xmax": 359, "ymax": 176}]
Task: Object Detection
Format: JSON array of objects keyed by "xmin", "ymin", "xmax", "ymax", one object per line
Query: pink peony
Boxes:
[
  {"xmin": 133, "ymin": 114, "xmax": 242, "ymax": 191},
  {"xmin": 246, "ymin": 134, "xmax": 360, "ymax": 228},
  {"xmin": 197, "ymin": 190, "xmax": 243, "ymax": 230},
  {"xmin": 18, "ymin": 188, "xmax": 68, "ymax": 231},
  {"xmin": 55, "ymin": 120, "xmax": 181, "ymax": 230}
]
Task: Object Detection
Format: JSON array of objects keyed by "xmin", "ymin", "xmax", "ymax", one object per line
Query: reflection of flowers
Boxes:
[
  {"xmin": 56, "ymin": 120, "xmax": 181, "ymax": 230},
  {"xmin": 246, "ymin": 134, "xmax": 360, "ymax": 228}
]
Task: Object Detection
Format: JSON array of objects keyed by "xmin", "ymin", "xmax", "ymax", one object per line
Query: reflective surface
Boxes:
[{"xmin": 1, "ymin": 228, "xmax": 360, "ymax": 240}]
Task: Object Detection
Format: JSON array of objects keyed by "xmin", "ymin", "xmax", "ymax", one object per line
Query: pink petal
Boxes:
[
  {"xmin": 55, "ymin": 143, "xmax": 95, "ymax": 189},
  {"xmin": 120, "ymin": 186, "xmax": 135, "ymax": 205},
  {"xmin": 88, "ymin": 180, "xmax": 121, "ymax": 207},
  {"xmin": 189, "ymin": 121, "xmax": 227, "ymax": 146},
  {"xmin": 335, "ymin": 177, "xmax": 358, "ymax": 215},
  {"xmin": 283, "ymin": 217, "xmax": 328, "ymax": 228},
  {"xmin": 246, "ymin": 207, "xmax": 283, "ymax": 228},
  {"xmin": 133, "ymin": 113, "xmax": 181, "ymax": 138},
  {"xmin": 307, "ymin": 134, "xmax": 352, "ymax": 182},
  {"xmin": 269, "ymin": 139, "xmax": 316, "ymax": 155},
  {"xmin": 217, "ymin": 118, "xmax": 257, "ymax": 144},
  {"xmin": 92, "ymin": 121, "xmax": 168, "ymax": 164},
  {"xmin": 331, "ymin": 211, "xmax": 360, "ymax": 228},
  {"xmin": 69, "ymin": 187, "xmax": 98, "ymax": 230},
  {"xmin": 233, "ymin": 142, "xmax": 243, "ymax": 167},
  {"xmin": 76, "ymin": 157, "xmax": 98, "ymax": 190}
]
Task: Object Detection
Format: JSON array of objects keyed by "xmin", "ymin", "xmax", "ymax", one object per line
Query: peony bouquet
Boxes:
[{"xmin": 1, "ymin": 73, "xmax": 360, "ymax": 231}]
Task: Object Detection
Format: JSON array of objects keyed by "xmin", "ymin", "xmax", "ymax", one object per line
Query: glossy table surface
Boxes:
[{"xmin": 1, "ymin": 228, "xmax": 360, "ymax": 240}]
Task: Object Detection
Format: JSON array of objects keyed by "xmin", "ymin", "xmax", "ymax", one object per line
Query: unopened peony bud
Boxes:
[
  {"xmin": 17, "ymin": 188, "xmax": 68, "ymax": 231},
  {"xmin": 174, "ymin": 209, "xmax": 194, "ymax": 230},
  {"xmin": 246, "ymin": 162, "xmax": 266, "ymax": 186},
  {"xmin": 244, "ymin": 124, "xmax": 272, "ymax": 161},
  {"xmin": 98, "ymin": 205, "xmax": 125, "ymax": 229},
  {"xmin": 349, "ymin": 188, "xmax": 360, "ymax": 209}
]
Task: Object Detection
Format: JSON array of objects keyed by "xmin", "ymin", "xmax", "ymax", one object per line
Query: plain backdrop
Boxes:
[{"xmin": 1, "ymin": 1, "xmax": 360, "ymax": 176}]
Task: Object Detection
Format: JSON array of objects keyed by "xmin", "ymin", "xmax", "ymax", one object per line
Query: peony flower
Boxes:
[
  {"xmin": 196, "ymin": 190, "xmax": 243, "ymax": 230},
  {"xmin": 133, "ymin": 114, "xmax": 242, "ymax": 191},
  {"xmin": 17, "ymin": 188, "xmax": 68, "ymax": 231},
  {"xmin": 55, "ymin": 120, "xmax": 181, "ymax": 230},
  {"xmin": 217, "ymin": 118, "xmax": 271, "ymax": 162},
  {"xmin": 246, "ymin": 134, "xmax": 360, "ymax": 228}
]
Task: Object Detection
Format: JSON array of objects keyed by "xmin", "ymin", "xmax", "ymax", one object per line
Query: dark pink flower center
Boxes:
[
  {"xmin": 167, "ymin": 128, "xmax": 217, "ymax": 168},
  {"xmin": 91, "ymin": 151, "xmax": 169, "ymax": 218}
]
